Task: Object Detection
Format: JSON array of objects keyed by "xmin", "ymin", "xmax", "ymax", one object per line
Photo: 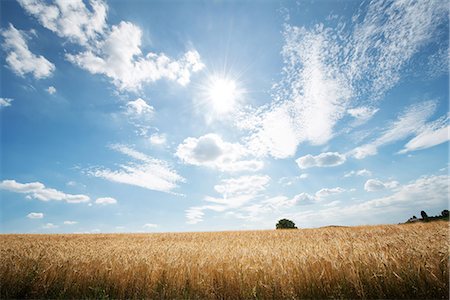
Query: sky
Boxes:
[{"xmin": 0, "ymin": 0, "xmax": 448, "ymax": 233}]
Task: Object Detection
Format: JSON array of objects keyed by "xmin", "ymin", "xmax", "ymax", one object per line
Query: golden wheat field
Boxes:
[{"xmin": 1, "ymin": 221, "xmax": 448, "ymax": 299}]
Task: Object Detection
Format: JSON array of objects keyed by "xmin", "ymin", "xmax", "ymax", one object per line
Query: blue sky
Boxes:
[{"xmin": 0, "ymin": 0, "xmax": 448, "ymax": 233}]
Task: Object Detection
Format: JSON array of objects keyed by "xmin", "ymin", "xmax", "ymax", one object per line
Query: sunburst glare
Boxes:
[{"xmin": 201, "ymin": 74, "xmax": 244, "ymax": 115}]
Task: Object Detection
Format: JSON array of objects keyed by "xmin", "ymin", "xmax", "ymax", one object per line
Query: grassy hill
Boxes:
[{"xmin": 1, "ymin": 221, "xmax": 448, "ymax": 299}]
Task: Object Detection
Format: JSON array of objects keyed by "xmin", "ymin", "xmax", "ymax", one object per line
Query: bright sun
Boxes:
[{"xmin": 207, "ymin": 77, "xmax": 239, "ymax": 114}]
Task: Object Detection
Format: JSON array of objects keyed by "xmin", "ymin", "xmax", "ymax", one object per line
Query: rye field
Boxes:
[{"xmin": 0, "ymin": 222, "xmax": 448, "ymax": 299}]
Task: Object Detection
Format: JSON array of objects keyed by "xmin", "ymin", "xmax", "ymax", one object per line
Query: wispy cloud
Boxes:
[
  {"xmin": 1, "ymin": 24, "xmax": 55, "ymax": 79},
  {"xmin": 191, "ymin": 181, "xmax": 347, "ymax": 224},
  {"xmin": 399, "ymin": 114, "xmax": 449, "ymax": 154},
  {"xmin": 242, "ymin": 24, "xmax": 352, "ymax": 158},
  {"xmin": 89, "ymin": 144, "xmax": 184, "ymax": 193},
  {"xmin": 347, "ymin": 0, "xmax": 448, "ymax": 98},
  {"xmin": 95, "ymin": 197, "xmax": 117, "ymax": 205},
  {"xmin": 0, "ymin": 179, "xmax": 90, "ymax": 203},
  {"xmin": 27, "ymin": 212, "xmax": 43, "ymax": 219},
  {"xmin": 0, "ymin": 98, "xmax": 13, "ymax": 108},
  {"xmin": 290, "ymin": 174, "xmax": 449, "ymax": 227},
  {"xmin": 238, "ymin": 0, "xmax": 447, "ymax": 159},
  {"xmin": 185, "ymin": 175, "xmax": 270, "ymax": 224},
  {"xmin": 63, "ymin": 221, "xmax": 78, "ymax": 225},
  {"xmin": 42, "ymin": 223, "xmax": 58, "ymax": 229},
  {"xmin": 315, "ymin": 187, "xmax": 346, "ymax": 199},
  {"xmin": 344, "ymin": 169, "xmax": 372, "ymax": 178},
  {"xmin": 361, "ymin": 175, "xmax": 448, "ymax": 209},
  {"xmin": 143, "ymin": 223, "xmax": 158, "ymax": 229},
  {"xmin": 351, "ymin": 101, "xmax": 438, "ymax": 159},
  {"xmin": 124, "ymin": 98, "xmax": 156, "ymax": 137},
  {"xmin": 347, "ymin": 107, "xmax": 379, "ymax": 126},
  {"xmin": 296, "ymin": 152, "xmax": 346, "ymax": 169},
  {"xmin": 278, "ymin": 174, "xmax": 308, "ymax": 186},
  {"xmin": 224, "ymin": 185, "xmax": 346, "ymax": 223},
  {"xmin": 176, "ymin": 134, "xmax": 263, "ymax": 172}
]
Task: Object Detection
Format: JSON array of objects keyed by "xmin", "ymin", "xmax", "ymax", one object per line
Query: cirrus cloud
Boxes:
[{"xmin": 88, "ymin": 144, "xmax": 184, "ymax": 193}]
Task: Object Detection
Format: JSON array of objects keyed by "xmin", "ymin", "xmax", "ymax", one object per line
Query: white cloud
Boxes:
[
  {"xmin": 213, "ymin": 175, "xmax": 270, "ymax": 197},
  {"xmin": 42, "ymin": 223, "xmax": 58, "ymax": 229},
  {"xmin": 239, "ymin": 0, "xmax": 447, "ymax": 159},
  {"xmin": 1, "ymin": 24, "xmax": 55, "ymax": 79},
  {"xmin": 278, "ymin": 174, "xmax": 308, "ymax": 186},
  {"xmin": 189, "ymin": 179, "xmax": 347, "ymax": 224},
  {"xmin": 348, "ymin": 0, "xmax": 448, "ymax": 98},
  {"xmin": 296, "ymin": 152, "xmax": 346, "ymax": 169},
  {"xmin": 347, "ymin": 107, "xmax": 379, "ymax": 125},
  {"xmin": 63, "ymin": 221, "xmax": 78, "ymax": 225},
  {"xmin": 27, "ymin": 212, "xmax": 43, "ymax": 219},
  {"xmin": 66, "ymin": 21, "xmax": 204, "ymax": 91},
  {"xmin": 95, "ymin": 197, "xmax": 117, "ymax": 205},
  {"xmin": 124, "ymin": 98, "xmax": 155, "ymax": 137},
  {"xmin": 233, "ymin": 174, "xmax": 446, "ymax": 227},
  {"xmin": 89, "ymin": 144, "xmax": 184, "ymax": 193},
  {"xmin": 364, "ymin": 179, "xmax": 399, "ymax": 192},
  {"xmin": 0, "ymin": 179, "xmax": 90, "ymax": 203},
  {"xmin": 361, "ymin": 175, "xmax": 448, "ymax": 209},
  {"xmin": 17, "ymin": 0, "xmax": 108, "ymax": 45},
  {"xmin": 315, "ymin": 187, "xmax": 346, "ymax": 198},
  {"xmin": 351, "ymin": 100, "xmax": 437, "ymax": 159},
  {"xmin": 186, "ymin": 206, "xmax": 206, "ymax": 224},
  {"xmin": 242, "ymin": 25, "xmax": 352, "ymax": 158},
  {"xmin": 18, "ymin": 0, "xmax": 204, "ymax": 91},
  {"xmin": 0, "ymin": 98, "xmax": 13, "ymax": 108},
  {"xmin": 291, "ymin": 193, "xmax": 317, "ymax": 205},
  {"xmin": 185, "ymin": 204, "xmax": 228, "ymax": 224},
  {"xmin": 289, "ymin": 174, "xmax": 449, "ymax": 228},
  {"xmin": 126, "ymin": 98, "xmax": 154, "ymax": 116},
  {"xmin": 186, "ymin": 175, "xmax": 270, "ymax": 224},
  {"xmin": 176, "ymin": 133, "xmax": 264, "ymax": 172},
  {"xmin": 223, "ymin": 190, "xmax": 321, "ymax": 223},
  {"xmin": 149, "ymin": 133, "xmax": 166, "ymax": 145},
  {"xmin": 205, "ymin": 175, "xmax": 270, "ymax": 208},
  {"xmin": 46, "ymin": 86, "xmax": 56, "ymax": 94},
  {"xmin": 344, "ymin": 169, "xmax": 372, "ymax": 178},
  {"xmin": 399, "ymin": 115, "xmax": 449, "ymax": 154},
  {"xmin": 239, "ymin": 184, "xmax": 349, "ymax": 222},
  {"xmin": 143, "ymin": 223, "xmax": 158, "ymax": 228}
]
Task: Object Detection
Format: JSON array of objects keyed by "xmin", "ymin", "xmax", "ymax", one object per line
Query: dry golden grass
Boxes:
[{"xmin": 1, "ymin": 221, "xmax": 448, "ymax": 299}]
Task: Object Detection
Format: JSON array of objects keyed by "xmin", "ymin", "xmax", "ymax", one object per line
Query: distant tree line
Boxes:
[{"xmin": 405, "ymin": 210, "xmax": 449, "ymax": 223}]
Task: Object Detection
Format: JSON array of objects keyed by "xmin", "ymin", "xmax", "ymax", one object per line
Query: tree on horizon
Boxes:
[{"xmin": 276, "ymin": 219, "xmax": 298, "ymax": 229}]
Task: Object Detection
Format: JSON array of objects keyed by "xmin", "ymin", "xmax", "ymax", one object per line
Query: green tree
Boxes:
[
  {"xmin": 420, "ymin": 210, "xmax": 429, "ymax": 221},
  {"xmin": 276, "ymin": 219, "xmax": 297, "ymax": 229}
]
